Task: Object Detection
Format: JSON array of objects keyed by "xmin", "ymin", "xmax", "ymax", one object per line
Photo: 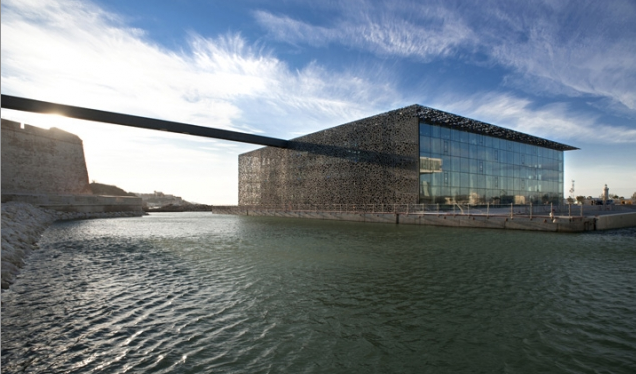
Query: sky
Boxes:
[{"xmin": 2, "ymin": 0, "xmax": 635, "ymax": 204}]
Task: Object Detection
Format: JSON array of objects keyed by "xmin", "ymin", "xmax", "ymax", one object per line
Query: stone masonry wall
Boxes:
[
  {"xmin": 1, "ymin": 119, "xmax": 92, "ymax": 195},
  {"xmin": 239, "ymin": 107, "xmax": 420, "ymax": 206}
]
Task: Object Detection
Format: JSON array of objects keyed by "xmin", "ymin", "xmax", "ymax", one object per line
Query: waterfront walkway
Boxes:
[{"xmin": 211, "ymin": 204, "xmax": 636, "ymax": 232}]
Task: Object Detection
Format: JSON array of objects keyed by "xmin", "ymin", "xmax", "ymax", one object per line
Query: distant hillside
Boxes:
[{"xmin": 90, "ymin": 182, "xmax": 137, "ymax": 197}]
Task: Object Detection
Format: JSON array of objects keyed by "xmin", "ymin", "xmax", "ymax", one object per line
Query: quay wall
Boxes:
[
  {"xmin": 596, "ymin": 212, "xmax": 636, "ymax": 231},
  {"xmin": 211, "ymin": 207, "xmax": 607, "ymax": 232},
  {"xmin": 1, "ymin": 193, "xmax": 143, "ymax": 213}
]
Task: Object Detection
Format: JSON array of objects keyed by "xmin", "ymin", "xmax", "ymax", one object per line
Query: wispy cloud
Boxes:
[
  {"xmin": 2, "ymin": 0, "xmax": 634, "ymax": 203},
  {"xmin": 255, "ymin": 0, "xmax": 636, "ymax": 113},
  {"xmin": 254, "ymin": 2, "xmax": 476, "ymax": 61},
  {"xmin": 1, "ymin": 0, "xmax": 402, "ymax": 138},
  {"xmin": 432, "ymin": 92, "xmax": 636, "ymax": 145},
  {"xmin": 486, "ymin": 0, "xmax": 636, "ymax": 111},
  {"xmin": 0, "ymin": 0, "xmax": 406, "ymax": 203}
]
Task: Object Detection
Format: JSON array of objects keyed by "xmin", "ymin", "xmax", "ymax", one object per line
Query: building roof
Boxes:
[{"xmin": 405, "ymin": 104, "xmax": 578, "ymax": 151}]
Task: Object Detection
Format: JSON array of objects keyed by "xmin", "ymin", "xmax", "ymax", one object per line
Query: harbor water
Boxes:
[{"xmin": 2, "ymin": 213, "xmax": 635, "ymax": 373}]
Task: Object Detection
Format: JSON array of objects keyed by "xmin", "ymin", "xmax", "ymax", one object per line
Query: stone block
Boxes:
[{"xmin": 2, "ymin": 120, "xmax": 91, "ymax": 195}]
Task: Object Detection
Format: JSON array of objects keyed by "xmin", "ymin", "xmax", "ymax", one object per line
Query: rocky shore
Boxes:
[{"xmin": 1, "ymin": 202, "xmax": 143, "ymax": 290}]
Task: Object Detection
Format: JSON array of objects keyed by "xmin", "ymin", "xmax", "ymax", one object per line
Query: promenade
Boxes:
[{"xmin": 211, "ymin": 203, "xmax": 636, "ymax": 232}]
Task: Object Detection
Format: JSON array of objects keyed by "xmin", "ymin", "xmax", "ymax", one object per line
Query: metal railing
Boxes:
[{"xmin": 211, "ymin": 202, "xmax": 633, "ymax": 218}]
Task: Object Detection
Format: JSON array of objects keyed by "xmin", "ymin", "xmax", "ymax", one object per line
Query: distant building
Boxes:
[
  {"xmin": 238, "ymin": 105, "xmax": 577, "ymax": 206},
  {"xmin": 135, "ymin": 191, "xmax": 184, "ymax": 208}
]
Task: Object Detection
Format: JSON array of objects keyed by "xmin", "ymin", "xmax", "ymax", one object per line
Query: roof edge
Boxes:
[{"xmin": 410, "ymin": 104, "xmax": 578, "ymax": 151}]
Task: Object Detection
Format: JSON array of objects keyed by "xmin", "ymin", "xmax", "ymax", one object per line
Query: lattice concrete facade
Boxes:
[
  {"xmin": 238, "ymin": 105, "xmax": 577, "ymax": 206},
  {"xmin": 240, "ymin": 107, "xmax": 420, "ymax": 206}
]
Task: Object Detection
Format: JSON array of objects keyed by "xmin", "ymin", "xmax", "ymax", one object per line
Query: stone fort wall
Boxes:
[
  {"xmin": 1, "ymin": 119, "xmax": 92, "ymax": 195},
  {"xmin": 239, "ymin": 107, "xmax": 420, "ymax": 206}
]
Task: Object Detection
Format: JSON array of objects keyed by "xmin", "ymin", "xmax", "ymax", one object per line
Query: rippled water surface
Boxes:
[{"xmin": 2, "ymin": 213, "xmax": 636, "ymax": 373}]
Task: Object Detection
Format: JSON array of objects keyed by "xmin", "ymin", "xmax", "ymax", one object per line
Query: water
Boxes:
[{"xmin": 2, "ymin": 213, "xmax": 635, "ymax": 373}]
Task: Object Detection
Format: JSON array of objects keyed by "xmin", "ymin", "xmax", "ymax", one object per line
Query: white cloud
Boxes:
[
  {"xmin": 1, "ymin": 0, "xmax": 402, "ymax": 133},
  {"xmin": 254, "ymin": 2, "xmax": 476, "ymax": 61},
  {"xmin": 1, "ymin": 0, "xmax": 405, "ymax": 204},
  {"xmin": 255, "ymin": 0, "xmax": 636, "ymax": 113},
  {"xmin": 488, "ymin": 1, "xmax": 636, "ymax": 112},
  {"xmin": 431, "ymin": 92, "xmax": 636, "ymax": 145},
  {"xmin": 431, "ymin": 90, "xmax": 636, "ymax": 198},
  {"xmin": 4, "ymin": 0, "xmax": 633, "ymax": 204}
]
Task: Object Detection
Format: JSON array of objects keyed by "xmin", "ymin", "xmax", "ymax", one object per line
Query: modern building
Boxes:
[{"xmin": 238, "ymin": 105, "xmax": 577, "ymax": 207}]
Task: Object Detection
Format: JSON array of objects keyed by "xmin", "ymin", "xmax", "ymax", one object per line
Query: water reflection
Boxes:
[{"xmin": 2, "ymin": 214, "xmax": 635, "ymax": 373}]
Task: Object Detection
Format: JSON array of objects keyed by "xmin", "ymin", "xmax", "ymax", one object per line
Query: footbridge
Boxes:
[{"xmin": 1, "ymin": 95, "xmax": 289, "ymax": 148}]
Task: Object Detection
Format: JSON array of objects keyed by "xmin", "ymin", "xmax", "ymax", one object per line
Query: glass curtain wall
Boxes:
[{"xmin": 419, "ymin": 122, "xmax": 564, "ymax": 205}]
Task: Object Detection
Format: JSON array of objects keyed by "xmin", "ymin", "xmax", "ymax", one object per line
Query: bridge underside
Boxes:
[{"xmin": 1, "ymin": 95, "xmax": 289, "ymax": 148}]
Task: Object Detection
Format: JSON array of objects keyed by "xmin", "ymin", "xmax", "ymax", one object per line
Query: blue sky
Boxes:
[{"xmin": 2, "ymin": 0, "xmax": 635, "ymax": 204}]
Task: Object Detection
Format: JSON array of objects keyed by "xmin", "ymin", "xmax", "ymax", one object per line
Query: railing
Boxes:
[{"xmin": 211, "ymin": 203, "xmax": 634, "ymax": 218}]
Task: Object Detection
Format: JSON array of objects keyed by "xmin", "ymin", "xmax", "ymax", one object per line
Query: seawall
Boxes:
[
  {"xmin": 596, "ymin": 212, "xmax": 636, "ymax": 230},
  {"xmin": 1, "ymin": 202, "xmax": 143, "ymax": 290},
  {"xmin": 2, "ymin": 193, "xmax": 143, "ymax": 214},
  {"xmin": 1, "ymin": 119, "xmax": 146, "ymax": 290},
  {"xmin": 211, "ymin": 207, "xmax": 635, "ymax": 232}
]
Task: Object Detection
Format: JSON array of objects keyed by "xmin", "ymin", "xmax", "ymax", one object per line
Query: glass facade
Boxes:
[{"xmin": 419, "ymin": 122, "xmax": 564, "ymax": 205}]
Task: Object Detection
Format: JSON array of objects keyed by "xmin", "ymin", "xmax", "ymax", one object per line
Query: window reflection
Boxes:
[
  {"xmin": 419, "ymin": 122, "xmax": 564, "ymax": 204},
  {"xmin": 419, "ymin": 157, "xmax": 443, "ymax": 173}
]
